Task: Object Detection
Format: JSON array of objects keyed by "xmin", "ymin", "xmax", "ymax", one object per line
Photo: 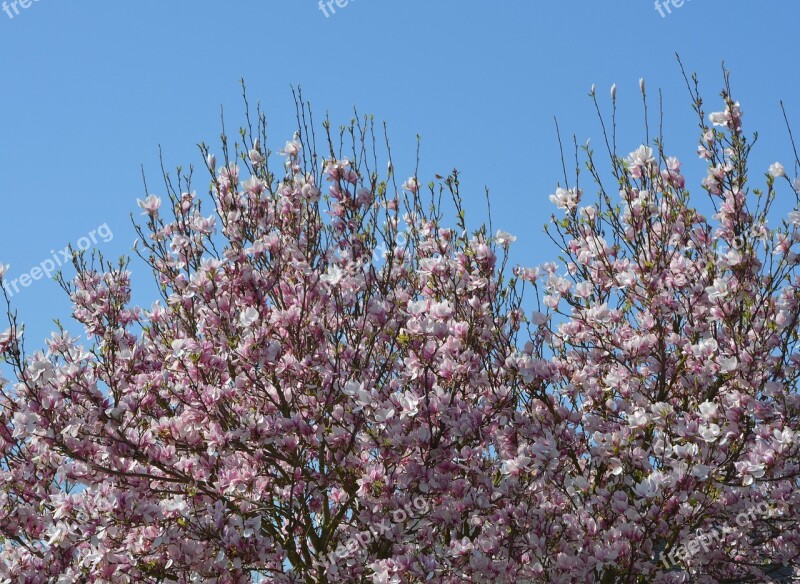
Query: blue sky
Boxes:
[{"xmin": 1, "ymin": 0, "xmax": 799, "ymax": 347}]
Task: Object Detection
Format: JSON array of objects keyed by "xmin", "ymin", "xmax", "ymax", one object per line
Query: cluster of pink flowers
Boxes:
[{"xmin": 0, "ymin": 81, "xmax": 798, "ymax": 582}]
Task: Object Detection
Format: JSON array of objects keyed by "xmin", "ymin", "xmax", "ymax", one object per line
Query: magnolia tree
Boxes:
[{"xmin": 0, "ymin": 72, "xmax": 799, "ymax": 583}]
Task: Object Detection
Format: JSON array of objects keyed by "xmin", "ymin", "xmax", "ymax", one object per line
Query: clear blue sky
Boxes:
[{"xmin": 1, "ymin": 0, "xmax": 798, "ymax": 346}]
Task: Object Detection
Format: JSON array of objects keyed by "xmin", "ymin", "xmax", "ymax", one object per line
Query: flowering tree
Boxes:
[
  {"xmin": 536, "ymin": 70, "xmax": 800, "ymax": 583},
  {"xmin": 0, "ymin": 72, "xmax": 798, "ymax": 583}
]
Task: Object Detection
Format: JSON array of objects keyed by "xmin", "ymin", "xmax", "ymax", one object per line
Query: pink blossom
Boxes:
[
  {"xmin": 494, "ymin": 229, "xmax": 517, "ymax": 246},
  {"xmin": 137, "ymin": 194, "xmax": 162, "ymax": 215},
  {"xmin": 549, "ymin": 186, "xmax": 580, "ymax": 211},
  {"xmin": 279, "ymin": 138, "xmax": 301, "ymax": 157},
  {"xmin": 402, "ymin": 176, "xmax": 418, "ymax": 193},
  {"xmin": 769, "ymin": 161, "xmax": 786, "ymax": 178}
]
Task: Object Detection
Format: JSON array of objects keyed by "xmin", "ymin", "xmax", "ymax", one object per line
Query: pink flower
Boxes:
[
  {"xmin": 633, "ymin": 475, "xmax": 660, "ymax": 499},
  {"xmin": 734, "ymin": 461, "xmax": 766, "ymax": 486},
  {"xmin": 279, "ymin": 138, "xmax": 301, "ymax": 157},
  {"xmin": 501, "ymin": 453, "xmax": 531, "ymax": 476},
  {"xmin": 320, "ymin": 264, "xmax": 344, "ymax": 286},
  {"xmin": 699, "ymin": 423, "xmax": 722, "ymax": 443},
  {"xmin": 137, "ymin": 194, "xmax": 161, "ymax": 215},
  {"xmin": 239, "ymin": 306, "xmax": 259, "ymax": 327},
  {"xmin": 769, "ymin": 162, "xmax": 786, "ymax": 178},
  {"xmin": 549, "ymin": 187, "xmax": 581, "ymax": 211},
  {"xmin": 494, "ymin": 229, "xmax": 517, "ymax": 246},
  {"xmin": 402, "ymin": 177, "xmax": 418, "ymax": 193},
  {"xmin": 709, "ymin": 101, "xmax": 743, "ymax": 132},
  {"xmin": 248, "ymin": 148, "xmax": 265, "ymax": 166},
  {"xmin": 627, "ymin": 145, "xmax": 655, "ymax": 178}
]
